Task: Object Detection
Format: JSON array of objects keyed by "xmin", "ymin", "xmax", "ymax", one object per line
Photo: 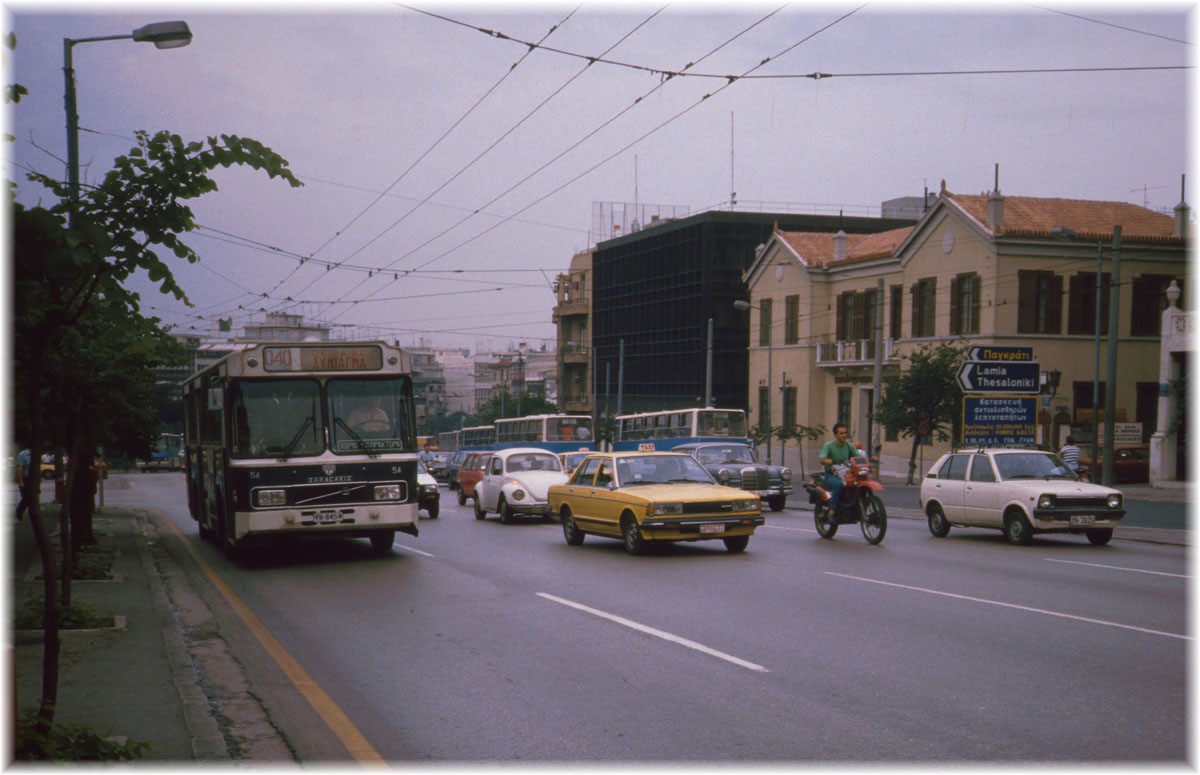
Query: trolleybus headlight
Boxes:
[
  {"xmin": 255, "ymin": 489, "xmax": 287, "ymax": 507},
  {"xmin": 374, "ymin": 484, "xmax": 402, "ymax": 501}
]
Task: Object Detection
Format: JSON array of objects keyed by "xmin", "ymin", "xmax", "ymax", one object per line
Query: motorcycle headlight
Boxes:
[
  {"xmin": 374, "ymin": 484, "xmax": 402, "ymax": 501},
  {"xmin": 650, "ymin": 502, "xmax": 683, "ymax": 516}
]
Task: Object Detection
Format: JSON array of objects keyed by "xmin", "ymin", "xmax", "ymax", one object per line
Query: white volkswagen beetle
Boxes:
[{"xmin": 474, "ymin": 447, "xmax": 568, "ymax": 523}]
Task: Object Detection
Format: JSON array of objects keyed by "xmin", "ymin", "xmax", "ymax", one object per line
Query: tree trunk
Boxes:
[{"xmin": 906, "ymin": 434, "xmax": 923, "ymax": 486}]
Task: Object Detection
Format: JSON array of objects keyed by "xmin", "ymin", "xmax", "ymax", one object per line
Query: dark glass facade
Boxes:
[{"xmin": 592, "ymin": 211, "xmax": 914, "ymax": 421}]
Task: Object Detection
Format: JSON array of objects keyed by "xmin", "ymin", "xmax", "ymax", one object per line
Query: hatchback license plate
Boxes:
[
  {"xmin": 700, "ymin": 523, "xmax": 726, "ymax": 534},
  {"xmin": 316, "ymin": 511, "xmax": 340, "ymax": 524},
  {"xmin": 1070, "ymin": 514, "xmax": 1096, "ymax": 526}
]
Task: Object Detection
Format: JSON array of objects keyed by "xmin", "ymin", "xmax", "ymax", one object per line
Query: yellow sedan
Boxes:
[{"xmin": 547, "ymin": 452, "xmax": 763, "ymax": 555}]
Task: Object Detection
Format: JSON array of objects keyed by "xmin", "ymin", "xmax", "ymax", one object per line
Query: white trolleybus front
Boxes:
[{"xmin": 183, "ymin": 341, "xmax": 420, "ymax": 558}]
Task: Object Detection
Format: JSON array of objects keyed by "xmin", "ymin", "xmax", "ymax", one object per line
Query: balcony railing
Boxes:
[
  {"xmin": 816, "ymin": 338, "xmax": 899, "ymax": 366},
  {"xmin": 559, "ymin": 343, "xmax": 590, "ymax": 363}
]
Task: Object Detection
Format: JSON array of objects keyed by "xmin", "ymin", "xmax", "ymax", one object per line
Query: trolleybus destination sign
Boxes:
[{"xmin": 262, "ymin": 345, "xmax": 384, "ymax": 372}]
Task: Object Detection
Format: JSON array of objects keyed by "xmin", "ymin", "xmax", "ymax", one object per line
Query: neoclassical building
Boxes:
[{"xmin": 742, "ymin": 181, "xmax": 1190, "ymax": 482}]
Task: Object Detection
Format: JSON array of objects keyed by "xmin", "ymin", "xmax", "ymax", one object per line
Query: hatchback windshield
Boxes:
[{"xmin": 993, "ymin": 452, "xmax": 1078, "ymax": 481}]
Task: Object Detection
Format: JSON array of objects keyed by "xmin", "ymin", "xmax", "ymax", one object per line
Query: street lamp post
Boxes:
[
  {"xmin": 63, "ymin": 21, "xmax": 192, "ymax": 223},
  {"xmin": 734, "ymin": 299, "xmax": 772, "ymax": 464}
]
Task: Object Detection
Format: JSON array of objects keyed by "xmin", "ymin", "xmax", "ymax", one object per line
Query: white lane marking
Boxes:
[
  {"xmin": 394, "ymin": 543, "xmax": 434, "ymax": 558},
  {"xmin": 763, "ymin": 523, "xmax": 816, "ymax": 534},
  {"xmin": 1045, "ymin": 558, "xmax": 1190, "ymax": 579},
  {"xmin": 825, "ymin": 572, "xmax": 1190, "ymax": 641},
  {"xmin": 537, "ymin": 592, "xmax": 769, "ymax": 672}
]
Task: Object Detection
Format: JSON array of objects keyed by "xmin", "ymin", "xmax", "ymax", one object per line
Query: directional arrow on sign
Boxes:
[
  {"xmin": 966, "ymin": 345, "xmax": 1034, "ymax": 362},
  {"xmin": 957, "ymin": 361, "xmax": 1041, "ymax": 393}
]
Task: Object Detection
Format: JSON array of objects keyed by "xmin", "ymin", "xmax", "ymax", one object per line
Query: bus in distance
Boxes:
[
  {"xmin": 493, "ymin": 414, "xmax": 594, "ymax": 453},
  {"xmin": 460, "ymin": 425, "xmax": 496, "ymax": 451},
  {"xmin": 182, "ymin": 341, "xmax": 420, "ymax": 558},
  {"xmin": 613, "ymin": 408, "xmax": 748, "ymax": 451}
]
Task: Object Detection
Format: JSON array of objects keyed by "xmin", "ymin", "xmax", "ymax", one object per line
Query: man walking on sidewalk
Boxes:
[{"xmin": 15, "ymin": 446, "xmax": 31, "ymax": 520}]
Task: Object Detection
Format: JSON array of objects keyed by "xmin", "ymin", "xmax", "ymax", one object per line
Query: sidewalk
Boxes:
[{"xmin": 10, "ymin": 504, "xmax": 232, "ymax": 762}]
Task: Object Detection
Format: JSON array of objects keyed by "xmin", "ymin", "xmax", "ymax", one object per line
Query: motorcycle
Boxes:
[{"xmin": 803, "ymin": 454, "xmax": 888, "ymax": 544}]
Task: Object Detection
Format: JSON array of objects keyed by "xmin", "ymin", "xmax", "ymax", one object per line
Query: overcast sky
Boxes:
[{"xmin": 5, "ymin": 1, "xmax": 1192, "ymax": 353}]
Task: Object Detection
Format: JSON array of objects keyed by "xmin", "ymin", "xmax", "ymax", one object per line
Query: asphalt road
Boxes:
[{"xmin": 110, "ymin": 473, "xmax": 1189, "ymax": 763}]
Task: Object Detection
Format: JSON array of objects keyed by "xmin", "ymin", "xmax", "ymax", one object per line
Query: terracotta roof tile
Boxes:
[{"xmin": 946, "ymin": 192, "xmax": 1180, "ymax": 242}]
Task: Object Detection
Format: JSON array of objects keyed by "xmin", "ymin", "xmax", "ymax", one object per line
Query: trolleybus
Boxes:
[
  {"xmin": 460, "ymin": 424, "xmax": 496, "ymax": 451},
  {"xmin": 493, "ymin": 414, "xmax": 594, "ymax": 453},
  {"xmin": 183, "ymin": 341, "xmax": 420, "ymax": 558},
  {"xmin": 613, "ymin": 408, "xmax": 748, "ymax": 451}
]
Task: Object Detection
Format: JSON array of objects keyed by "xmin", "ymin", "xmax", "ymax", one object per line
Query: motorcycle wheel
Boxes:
[
  {"xmin": 860, "ymin": 494, "xmax": 887, "ymax": 545},
  {"xmin": 814, "ymin": 503, "xmax": 838, "ymax": 539}
]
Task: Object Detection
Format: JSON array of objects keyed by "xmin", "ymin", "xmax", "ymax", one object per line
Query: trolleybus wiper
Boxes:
[
  {"xmin": 335, "ymin": 417, "xmax": 378, "ymax": 458},
  {"xmin": 278, "ymin": 416, "xmax": 315, "ymax": 461}
]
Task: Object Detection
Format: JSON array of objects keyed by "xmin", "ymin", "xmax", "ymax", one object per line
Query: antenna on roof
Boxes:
[{"xmin": 730, "ymin": 112, "xmax": 737, "ymax": 208}]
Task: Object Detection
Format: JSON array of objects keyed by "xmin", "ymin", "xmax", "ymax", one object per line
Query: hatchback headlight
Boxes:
[
  {"xmin": 1038, "ymin": 494, "xmax": 1056, "ymax": 509},
  {"xmin": 255, "ymin": 489, "xmax": 286, "ymax": 507},
  {"xmin": 374, "ymin": 484, "xmax": 402, "ymax": 501},
  {"xmin": 732, "ymin": 498, "xmax": 759, "ymax": 512},
  {"xmin": 1107, "ymin": 493, "xmax": 1123, "ymax": 509},
  {"xmin": 650, "ymin": 502, "xmax": 684, "ymax": 516}
]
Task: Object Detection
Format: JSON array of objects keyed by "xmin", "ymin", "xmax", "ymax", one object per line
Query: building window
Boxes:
[
  {"xmin": 759, "ymin": 298, "xmax": 773, "ymax": 347},
  {"xmin": 837, "ymin": 289, "xmax": 879, "ymax": 341},
  {"xmin": 889, "ymin": 285, "xmax": 902, "ymax": 340},
  {"xmin": 911, "ymin": 278, "xmax": 936, "ymax": 338},
  {"xmin": 837, "ymin": 387, "xmax": 852, "ymax": 429},
  {"xmin": 950, "ymin": 273, "xmax": 980, "ymax": 335},
  {"xmin": 1067, "ymin": 271, "xmax": 1111, "ymax": 335},
  {"xmin": 758, "ymin": 384, "xmax": 770, "ymax": 433},
  {"xmin": 1017, "ymin": 270, "xmax": 1062, "ymax": 334},
  {"xmin": 781, "ymin": 385, "xmax": 797, "ymax": 429},
  {"xmin": 1131, "ymin": 274, "xmax": 1180, "ymax": 336},
  {"xmin": 784, "ymin": 295, "xmax": 800, "ymax": 345}
]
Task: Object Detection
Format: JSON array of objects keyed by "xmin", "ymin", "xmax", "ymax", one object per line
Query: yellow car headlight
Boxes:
[
  {"xmin": 732, "ymin": 499, "xmax": 759, "ymax": 512},
  {"xmin": 650, "ymin": 502, "xmax": 684, "ymax": 516}
]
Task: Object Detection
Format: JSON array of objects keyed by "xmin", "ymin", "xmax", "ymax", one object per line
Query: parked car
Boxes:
[
  {"xmin": 474, "ymin": 448, "xmax": 567, "ymax": 523},
  {"xmin": 455, "ymin": 452, "xmax": 490, "ymax": 506},
  {"xmin": 919, "ymin": 448, "xmax": 1125, "ymax": 546},
  {"xmin": 445, "ymin": 450, "xmax": 470, "ymax": 493},
  {"xmin": 418, "ymin": 460, "xmax": 440, "ymax": 519},
  {"xmin": 548, "ymin": 451, "xmax": 763, "ymax": 555},
  {"xmin": 672, "ymin": 442, "xmax": 792, "ymax": 511},
  {"xmin": 558, "ymin": 450, "xmax": 591, "ymax": 477},
  {"xmin": 1080, "ymin": 443, "xmax": 1150, "ymax": 484}
]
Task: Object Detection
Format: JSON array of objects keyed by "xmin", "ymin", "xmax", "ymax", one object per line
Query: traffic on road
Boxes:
[{"xmin": 106, "ymin": 470, "xmax": 1188, "ymax": 763}]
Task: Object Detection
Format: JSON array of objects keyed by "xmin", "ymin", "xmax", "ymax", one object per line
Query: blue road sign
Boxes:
[
  {"xmin": 962, "ymin": 396, "xmax": 1037, "ymax": 446},
  {"xmin": 957, "ymin": 361, "xmax": 1040, "ymax": 393}
]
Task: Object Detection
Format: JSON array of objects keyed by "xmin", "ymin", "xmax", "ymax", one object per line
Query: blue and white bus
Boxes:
[
  {"xmin": 493, "ymin": 414, "xmax": 594, "ymax": 453},
  {"xmin": 613, "ymin": 408, "xmax": 748, "ymax": 451},
  {"xmin": 436, "ymin": 429, "xmax": 462, "ymax": 452},
  {"xmin": 460, "ymin": 425, "xmax": 496, "ymax": 451}
]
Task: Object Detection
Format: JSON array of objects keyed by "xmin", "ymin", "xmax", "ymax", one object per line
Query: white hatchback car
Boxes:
[
  {"xmin": 920, "ymin": 448, "xmax": 1125, "ymax": 545},
  {"xmin": 474, "ymin": 447, "xmax": 568, "ymax": 523}
]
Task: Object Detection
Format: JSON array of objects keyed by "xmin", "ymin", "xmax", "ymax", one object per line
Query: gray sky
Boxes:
[{"xmin": 5, "ymin": 1, "xmax": 1192, "ymax": 352}]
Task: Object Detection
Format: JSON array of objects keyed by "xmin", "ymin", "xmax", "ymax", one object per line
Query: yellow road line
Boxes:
[{"xmin": 152, "ymin": 511, "xmax": 388, "ymax": 766}]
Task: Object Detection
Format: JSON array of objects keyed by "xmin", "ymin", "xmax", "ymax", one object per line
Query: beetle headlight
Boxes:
[
  {"xmin": 511, "ymin": 487, "xmax": 527, "ymax": 502},
  {"xmin": 255, "ymin": 489, "xmax": 286, "ymax": 507},
  {"xmin": 1107, "ymin": 493, "xmax": 1123, "ymax": 509},
  {"xmin": 650, "ymin": 502, "xmax": 683, "ymax": 516},
  {"xmin": 1038, "ymin": 494, "xmax": 1056, "ymax": 509},
  {"xmin": 732, "ymin": 498, "xmax": 759, "ymax": 512},
  {"xmin": 374, "ymin": 484, "xmax": 402, "ymax": 501}
]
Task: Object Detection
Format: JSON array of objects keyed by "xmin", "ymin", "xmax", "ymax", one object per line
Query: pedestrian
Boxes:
[
  {"xmin": 1059, "ymin": 435, "xmax": 1081, "ymax": 472},
  {"xmin": 15, "ymin": 446, "xmax": 31, "ymax": 521}
]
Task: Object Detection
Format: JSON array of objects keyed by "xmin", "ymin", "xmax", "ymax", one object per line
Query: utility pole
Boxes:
[{"xmin": 1102, "ymin": 226, "xmax": 1122, "ymax": 487}]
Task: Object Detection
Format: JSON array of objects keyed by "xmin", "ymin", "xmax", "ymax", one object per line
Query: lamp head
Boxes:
[
  {"xmin": 132, "ymin": 21, "xmax": 192, "ymax": 49},
  {"xmin": 733, "ymin": 300, "xmax": 752, "ymax": 311}
]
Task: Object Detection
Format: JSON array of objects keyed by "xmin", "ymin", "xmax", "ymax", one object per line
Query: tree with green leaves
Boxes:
[
  {"xmin": 12, "ymin": 125, "xmax": 301, "ymax": 750},
  {"xmin": 774, "ymin": 422, "xmax": 826, "ymax": 478},
  {"xmin": 475, "ymin": 391, "xmax": 559, "ymax": 425},
  {"xmin": 874, "ymin": 342, "xmax": 969, "ymax": 485}
]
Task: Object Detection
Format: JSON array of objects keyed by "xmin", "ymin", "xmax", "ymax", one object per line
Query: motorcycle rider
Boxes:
[{"xmin": 819, "ymin": 423, "xmax": 863, "ymax": 516}]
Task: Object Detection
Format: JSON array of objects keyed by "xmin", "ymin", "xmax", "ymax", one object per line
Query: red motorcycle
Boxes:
[{"xmin": 804, "ymin": 455, "xmax": 888, "ymax": 544}]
